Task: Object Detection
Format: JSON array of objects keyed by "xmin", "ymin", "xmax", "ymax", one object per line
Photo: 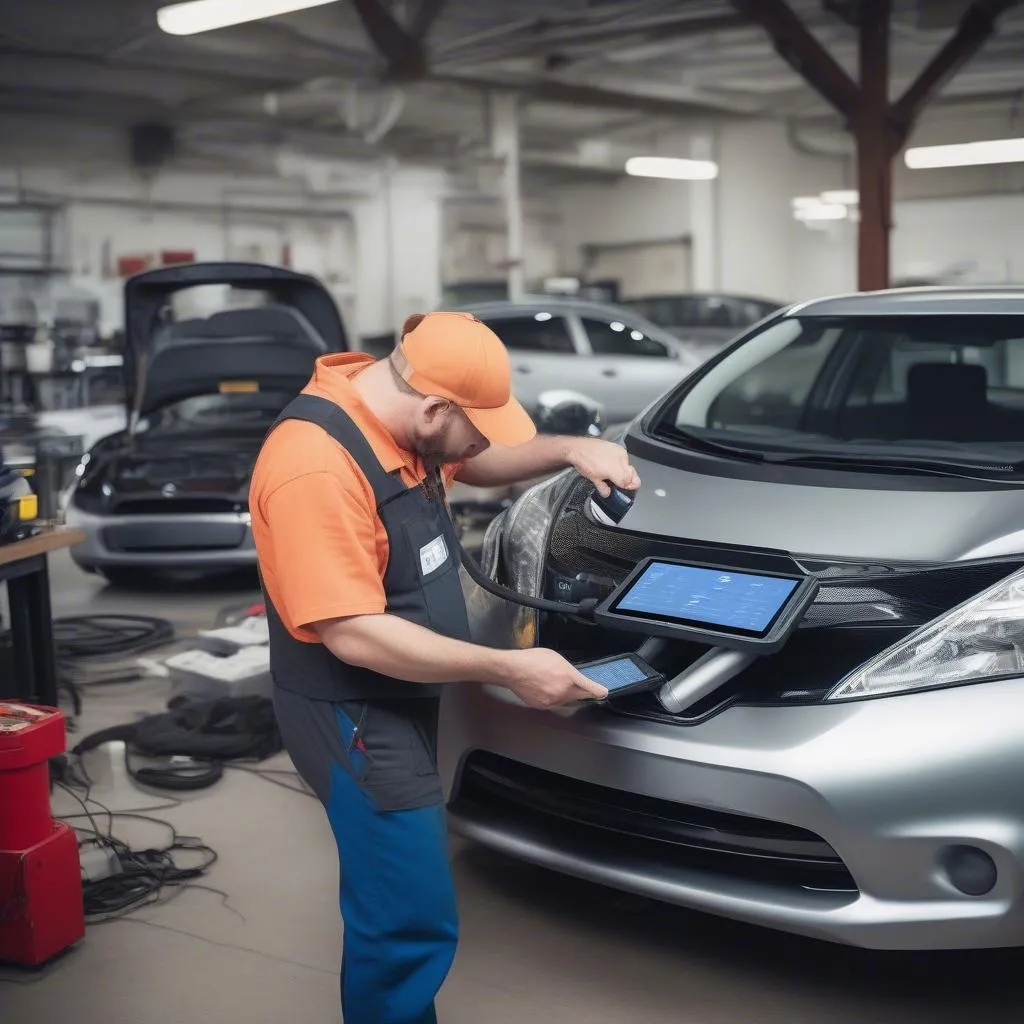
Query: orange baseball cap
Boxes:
[{"xmin": 392, "ymin": 312, "xmax": 537, "ymax": 448}]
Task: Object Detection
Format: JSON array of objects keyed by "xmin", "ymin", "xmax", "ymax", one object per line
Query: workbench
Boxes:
[{"xmin": 0, "ymin": 528, "xmax": 84, "ymax": 707}]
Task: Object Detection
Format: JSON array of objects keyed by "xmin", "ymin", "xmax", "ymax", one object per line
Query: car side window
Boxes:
[
  {"xmin": 482, "ymin": 315, "xmax": 576, "ymax": 354},
  {"xmin": 583, "ymin": 317, "xmax": 670, "ymax": 358}
]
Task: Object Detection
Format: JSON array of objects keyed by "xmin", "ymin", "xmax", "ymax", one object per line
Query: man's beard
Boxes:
[
  {"xmin": 420, "ymin": 450, "xmax": 449, "ymax": 472},
  {"xmin": 412, "ymin": 425, "xmax": 461, "ymax": 472}
]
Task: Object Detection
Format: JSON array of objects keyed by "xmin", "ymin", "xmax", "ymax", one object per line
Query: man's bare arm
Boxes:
[
  {"xmin": 313, "ymin": 613, "xmax": 607, "ymax": 707},
  {"xmin": 455, "ymin": 434, "xmax": 640, "ymax": 495}
]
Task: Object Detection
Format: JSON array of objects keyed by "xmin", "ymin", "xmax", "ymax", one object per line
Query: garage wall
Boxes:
[
  {"xmin": 892, "ymin": 194, "xmax": 1024, "ymax": 283},
  {"xmin": 0, "ymin": 160, "xmax": 448, "ymax": 341},
  {"xmin": 65, "ymin": 200, "xmax": 359, "ymax": 335},
  {"xmin": 544, "ymin": 104, "xmax": 1024, "ymax": 305},
  {"xmin": 556, "ymin": 176, "xmax": 692, "ymax": 290},
  {"xmin": 442, "ymin": 197, "xmax": 562, "ymax": 292}
]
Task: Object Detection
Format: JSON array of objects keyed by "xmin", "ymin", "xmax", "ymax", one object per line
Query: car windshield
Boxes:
[
  {"xmin": 141, "ymin": 392, "xmax": 292, "ymax": 433},
  {"xmin": 652, "ymin": 314, "xmax": 1024, "ymax": 474}
]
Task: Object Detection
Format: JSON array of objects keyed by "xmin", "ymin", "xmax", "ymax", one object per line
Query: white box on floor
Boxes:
[
  {"xmin": 195, "ymin": 616, "xmax": 270, "ymax": 655},
  {"xmin": 165, "ymin": 646, "xmax": 272, "ymax": 702}
]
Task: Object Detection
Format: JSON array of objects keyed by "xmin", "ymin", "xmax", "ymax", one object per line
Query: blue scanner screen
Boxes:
[
  {"xmin": 580, "ymin": 658, "xmax": 648, "ymax": 690},
  {"xmin": 618, "ymin": 563, "xmax": 799, "ymax": 633}
]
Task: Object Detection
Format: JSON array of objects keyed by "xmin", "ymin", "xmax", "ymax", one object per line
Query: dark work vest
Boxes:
[{"xmin": 261, "ymin": 394, "xmax": 472, "ymax": 703}]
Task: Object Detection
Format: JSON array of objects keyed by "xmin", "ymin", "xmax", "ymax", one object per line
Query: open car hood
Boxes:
[{"xmin": 123, "ymin": 262, "xmax": 348, "ymax": 418}]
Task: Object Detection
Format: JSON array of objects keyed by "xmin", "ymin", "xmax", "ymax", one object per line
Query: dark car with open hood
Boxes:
[{"xmin": 66, "ymin": 263, "xmax": 347, "ymax": 585}]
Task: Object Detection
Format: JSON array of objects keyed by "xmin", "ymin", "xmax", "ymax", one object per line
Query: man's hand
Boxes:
[
  {"xmin": 501, "ymin": 647, "xmax": 608, "ymax": 708},
  {"xmin": 316, "ymin": 614, "xmax": 607, "ymax": 707},
  {"xmin": 565, "ymin": 437, "xmax": 641, "ymax": 497}
]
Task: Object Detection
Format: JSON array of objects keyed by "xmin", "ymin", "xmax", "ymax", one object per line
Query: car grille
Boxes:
[
  {"xmin": 547, "ymin": 477, "xmax": 1024, "ymax": 631},
  {"xmin": 110, "ymin": 498, "xmax": 242, "ymax": 515},
  {"xmin": 102, "ymin": 522, "xmax": 246, "ymax": 552},
  {"xmin": 453, "ymin": 752, "xmax": 858, "ymax": 893}
]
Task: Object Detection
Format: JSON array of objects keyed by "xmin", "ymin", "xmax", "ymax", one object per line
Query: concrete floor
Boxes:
[{"xmin": 4, "ymin": 552, "xmax": 1024, "ymax": 1023}]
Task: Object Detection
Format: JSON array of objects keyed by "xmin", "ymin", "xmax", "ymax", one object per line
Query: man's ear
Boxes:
[{"xmin": 421, "ymin": 396, "xmax": 453, "ymax": 424}]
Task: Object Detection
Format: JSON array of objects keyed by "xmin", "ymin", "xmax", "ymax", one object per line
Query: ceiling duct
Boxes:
[{"xmin": 128, "ymin": 122, "xmax": 176, "ymax": 172}]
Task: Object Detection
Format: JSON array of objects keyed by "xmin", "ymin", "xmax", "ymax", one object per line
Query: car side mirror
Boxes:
[{"xmin": 535, "ymin": 390, "xmax": 605, "ymax": 437}]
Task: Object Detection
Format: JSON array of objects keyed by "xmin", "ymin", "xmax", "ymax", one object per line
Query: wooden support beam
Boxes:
[
  {"xmin": 856, "ymin": 0, "xmax": 892, "ymax": 291},
  {"xmin": 889, "ymin": 0, "xmax": 1020, "ymax": 138},
  {"xmin": 731, "ymin": 0, "xmax": 860, "ymax": 120},
  {"xmin": 351, "ymin": 0, "xmax": 428, "ymax": 80},
  {"xmin": 735, "ymin": 0, "xmax": 1022, "ymax": 291}
]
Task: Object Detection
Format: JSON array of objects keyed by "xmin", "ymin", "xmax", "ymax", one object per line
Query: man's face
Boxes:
[{"xmin": 410, "ymin": 398, "xmax": 490, "ymax": 469}]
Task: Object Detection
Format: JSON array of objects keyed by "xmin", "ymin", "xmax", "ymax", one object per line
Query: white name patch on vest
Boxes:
[{"xmin": 419, "ymin": 534, "xmax": 450, "ymax": 576}]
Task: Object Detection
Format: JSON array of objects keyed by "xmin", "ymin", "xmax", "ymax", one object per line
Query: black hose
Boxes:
[{"xmin": 457, "ymin": 542, "xmax": 596, "ymax": 619}]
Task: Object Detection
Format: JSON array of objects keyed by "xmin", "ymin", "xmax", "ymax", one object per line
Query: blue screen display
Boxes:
[
  {"xmin": 616, "ymin": 563, "xmax": 799, "ymax": 635},
  {"xmin": 579, "ymin": 657, "xmax": 649, "ymax": 690}
]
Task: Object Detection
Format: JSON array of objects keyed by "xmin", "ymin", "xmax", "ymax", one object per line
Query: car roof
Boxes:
[
  {"xmin": 453, "ymin": 296, "xmax": 635, "ymax": 316},
  {"xmin": 622, "ymin": 292, "xmax": 782, "ymax": 304},
  {"xmin": 787, "ymin": 286, "xmax": 1024, "ymax": 317},
  {"xmin": 451, "ymin": 296, "xmax": 682, "ymax": 341}
]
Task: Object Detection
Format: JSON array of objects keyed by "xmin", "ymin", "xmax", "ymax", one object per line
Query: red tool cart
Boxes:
[{"xmin": 0, "ymin": 703, "xmax": 85, "ymax": 966}]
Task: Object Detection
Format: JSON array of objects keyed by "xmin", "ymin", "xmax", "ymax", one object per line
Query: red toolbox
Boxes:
[{"xmin": 0, "ymin": 703, "xmax": 85, "ymax": 966}]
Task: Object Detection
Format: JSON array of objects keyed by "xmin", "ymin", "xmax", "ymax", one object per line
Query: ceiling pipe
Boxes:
[
  {"xmin": 785, "ymin": 117, "xmax": 853, "ymax": 159},
  {"xmin": 363, "ymin": 89, "xmax": 407, "ymax": 145}
]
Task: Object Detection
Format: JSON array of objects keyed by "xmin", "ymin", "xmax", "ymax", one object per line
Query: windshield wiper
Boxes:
[
  {"xmin": 657, "ymin": 426, "xmax": 766, "ymax": 462},
  {"xmin": 760, "ymin": 451, "xmax": 1020, "ymax": 478},
  {"xmin": 659, "ymin": 426, "xmax": 1024, "ymax": 479}
]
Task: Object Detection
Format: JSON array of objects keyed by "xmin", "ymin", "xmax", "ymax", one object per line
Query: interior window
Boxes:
[
  {"xmin": 704, "ymin": 326, "xmax": 841, "ymax": 431},
  {"xmin": 483, "ymin": 315, "xmax": 575, "ymax": 354},
  {"xmin": 583, "ymin": 317, "xmax": 670, "ymax": 358}
]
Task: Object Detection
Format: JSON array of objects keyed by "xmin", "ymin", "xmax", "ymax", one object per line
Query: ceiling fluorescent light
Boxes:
[
  {"xmin": 794, "ymin": 203, "xmax": 848, "ymax": 222},
  {"xmin": 791, "ymin": 196, "xmax": 821, "ymax": 209},
  {"xmin": 625, "ymin": 156, "xmax": 719, "ymax": 181},
  {"xmin": 905, "ymin": 137, "xmax": 1024, "ymax": 170},
  {"xmin": 821, "ymin": 189, "xmax": 858, "ymax": 205},
  {"xmin": 157, "ymin": 0, "xmax": 340, "ymax": 36}
]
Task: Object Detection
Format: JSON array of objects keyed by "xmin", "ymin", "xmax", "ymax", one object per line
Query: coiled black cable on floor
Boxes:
[
  {"xmin": 50, "ymin": 615, "xmax": 175, "ymax": 661},
  {"xmin": 0, "ymin": 614, "xmax": 174, "ymax": 665},
  {"xmin": 0, "ymin": 615, "xmax": 175, "ymax": 721}
]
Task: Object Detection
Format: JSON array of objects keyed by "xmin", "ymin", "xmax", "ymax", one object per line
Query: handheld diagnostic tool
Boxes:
[
  {"xmin": 594, "ymin": 556, "xmax": 819, "ymax": 654},
  {"xmin": 575, "ymin": 652, "xmax": 664, "ymax": 700},
  {"xmin": 588, "ymin": 483, "xmax": 637, "ymax": 527}
]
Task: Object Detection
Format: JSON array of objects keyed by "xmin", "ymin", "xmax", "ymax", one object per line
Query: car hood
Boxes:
[
  {"xmin": 123, "ymin": 262, "xmax": 347, "ymax": 418},
  {"xmin": 619, "ymin": 438, "xmax": 1024, "ymax": 564}
]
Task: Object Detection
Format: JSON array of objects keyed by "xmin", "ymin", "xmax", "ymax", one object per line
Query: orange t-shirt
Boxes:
[{"xmin": 250, "ymin": 353, "xmax": 460, "ymax": 643}]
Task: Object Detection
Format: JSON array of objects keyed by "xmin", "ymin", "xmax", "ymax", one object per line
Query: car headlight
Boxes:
[
  {"xmin": 829, "ymin": 565, "xmax": 1024, "ymax": 700},
  {"xmin": 461, "ymin": 471, "xmax": 574, "ymax": 651},
  {"xmin": 501, "ymin": 469, "xmax": 574, "ymax": 599},
  {"xmin": 479, "ymin": 510, "xmax": 506, "ymax": 579}
]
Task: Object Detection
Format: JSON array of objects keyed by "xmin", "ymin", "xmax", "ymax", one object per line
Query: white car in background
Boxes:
[{"xmin": 456, "ymin": 298, "xmax": 705, "ymax": 425}]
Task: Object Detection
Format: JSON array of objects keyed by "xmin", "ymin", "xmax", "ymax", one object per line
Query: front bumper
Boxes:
[
  {"xmin": 439, "ymin": 678, "xmax": 1024, "ymax": 950},
  {"xmin": 65, "ymin": 505, "xmax": 257, "ymax": 570}
]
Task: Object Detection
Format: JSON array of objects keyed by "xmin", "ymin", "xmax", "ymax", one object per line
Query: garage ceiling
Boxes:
[{"xmin": 1, "ymin": 0, "xmax": 1023, "ymax": 182}]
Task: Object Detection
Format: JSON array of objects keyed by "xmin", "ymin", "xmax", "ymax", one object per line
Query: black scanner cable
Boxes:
[{"xmin": 451, "ymin": 477, "xmax": 635, "ymax": 619}]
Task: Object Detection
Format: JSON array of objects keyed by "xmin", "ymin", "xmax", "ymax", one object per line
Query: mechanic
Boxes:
[{"xmin": 249, "ymin": 310, "xmax": 640, "ymax": 1024}]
